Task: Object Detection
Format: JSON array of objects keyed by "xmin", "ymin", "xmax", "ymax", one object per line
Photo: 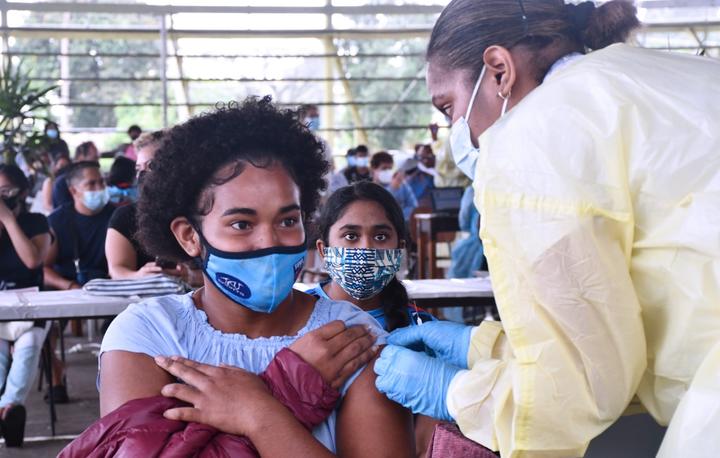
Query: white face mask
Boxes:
[
  {"xmin": 377, "ymin": 169, "xmax": 394, "ymax": 185},
  {"xmin": 449, "ymin": 65, "xmax": 510, "ymax": 180},
  {"xmin": 82, "ymin": 188, "xmax": 109, "ymax": 212}
]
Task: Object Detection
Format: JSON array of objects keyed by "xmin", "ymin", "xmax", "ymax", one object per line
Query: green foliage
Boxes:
[{"xmin": 0, "ymin": 58, "xmax": 57, "ymax": 165}]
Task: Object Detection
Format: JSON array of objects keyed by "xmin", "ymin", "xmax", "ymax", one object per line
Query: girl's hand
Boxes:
[
  {"xmin": 0, "ymin": 199, "xmax": 15, "ymax": 224},
  {"xmin": 289, "ymin": 320, "xmax": 379, "ymax": 390},
  {"xmin": 135, "ymin": 261, "xmax": 163, "ymax": 277},
  {"xmin": 155, "ymin": 355, "xmax": 278, "ymax": 437}
]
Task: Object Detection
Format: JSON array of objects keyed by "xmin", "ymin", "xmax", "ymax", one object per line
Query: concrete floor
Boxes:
[{"xmin": 0, "ymin": 335, "xmax": 102, "ymax": 457}]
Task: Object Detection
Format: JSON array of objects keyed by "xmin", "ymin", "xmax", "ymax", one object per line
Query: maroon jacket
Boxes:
[{"xmin": 61, "ymin": 348, "xmax": 339, "ymax": 457}]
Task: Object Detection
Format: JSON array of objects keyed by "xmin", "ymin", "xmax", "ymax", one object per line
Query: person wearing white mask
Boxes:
[
  {"xmin": 373, "ymin": 0, "xmax": 720, "ymax": 457},
  {"xmin": 370, "ymin": 151, "xmax": 418, "ymax": 222}
]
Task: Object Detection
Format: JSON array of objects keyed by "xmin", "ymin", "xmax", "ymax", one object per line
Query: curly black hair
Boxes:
[{"xmin": 137, "ymin": 96, "xmax": 329, "ymax": 262}]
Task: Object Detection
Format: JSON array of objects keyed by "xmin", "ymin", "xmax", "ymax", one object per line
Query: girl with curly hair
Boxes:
[{"xmin": 97, "ymin": 97, "xmax": 413, "ymax": 456}]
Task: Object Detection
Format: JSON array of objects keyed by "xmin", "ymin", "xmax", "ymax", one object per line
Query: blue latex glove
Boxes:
[
  {"xmin": 374, "ymin": 345, "xmax": 461, "ymax": 422},
  {"xmin": 387, "ymin": 321, "xmax": 473, "ymax": 369}
]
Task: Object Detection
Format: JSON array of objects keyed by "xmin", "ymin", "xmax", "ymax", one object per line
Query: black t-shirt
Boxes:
[
  {"xmin": 48, "ymin": 203, "xmax": 115, "ymax": 284},
  {"xmin": 52, "ymin": 174, "xmax": 73, "ymax": 209},
  {"xmin": 0, "ymin": 212, "xmax": 50, "ymax": 289},
  {"xmin": 108, "ymin": 204, "xmax": 154, "ymax": 268}
]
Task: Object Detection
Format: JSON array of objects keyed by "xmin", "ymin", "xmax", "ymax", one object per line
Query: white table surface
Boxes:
[
  {"xmin": 401, "ymin": 277, "xmax": 493, "ymax": 299},
  {"xmin": 296, "ymin": 277, "xmax": 494, "ymax": 300},
  {"xmin": 0, "ymin": 290, "xmax": 134, "ymax": 321},
  {"xmin": 0, "ymin": 277, "xmax": 494, "ymax": 321}
]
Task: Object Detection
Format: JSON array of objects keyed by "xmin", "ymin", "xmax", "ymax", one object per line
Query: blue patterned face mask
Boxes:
[
  {"xmin": 198, "ymin": 230, "xmax": 306, "ymax": 314},
  {"xmin": 323, "ymin": 247, "xmax": 403, "ymax": 300}
]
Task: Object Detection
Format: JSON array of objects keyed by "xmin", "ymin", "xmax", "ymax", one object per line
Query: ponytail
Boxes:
[{"xmin": 379, "ymin": 277, "xmax": 411, "ymax": 332}]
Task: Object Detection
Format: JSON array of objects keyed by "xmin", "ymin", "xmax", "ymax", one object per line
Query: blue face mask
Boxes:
[
  {"xmin": 323, "ymin": 247, "xmax": 403, "ymax": 300},
  {"xmin": 347, "ymin": 156, "xmax": 358, "ymax": 168},
  {"xmin": 46, "ymin": 129, "xmax": 58, "ymax": 139},
  {"xmin": 306, "ymin": 116, "xmax": 320, "ymax": 131},
  {"xmin": 198, "ymin": 232, "xmax": 306, "ymax": 314},
  {"xmin": 82, "ymin": 188, "xmax": 109, "ymax": 212},
  {"xmin": 107, "ymin": 186, "xmax": 138, "ymax": 204},
  {"xmin": 355, "ymin": 156, "xmax": 369, "ymax": 168}
]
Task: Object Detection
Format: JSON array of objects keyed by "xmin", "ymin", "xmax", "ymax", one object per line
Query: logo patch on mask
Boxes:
[{"xmin": 216, "ymin": 273, "xmax": 251, "ymax": 299}]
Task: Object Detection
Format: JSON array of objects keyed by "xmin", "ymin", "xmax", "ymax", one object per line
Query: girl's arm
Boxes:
[
  {"xmin": 43, "ymin": 235, "xmax": 79, "ymax": 290},
  {"xmin": 99, "ymin": 350, "xmax": 173, "ymax": 416},
  {"xmin": 105, "ymin": 228, "xmax": 140, "ymax": 279},
  {"xmin": 0, "ymin": 207, "xmax": 50, "ymax": 269},
  {"xmin": 336, "ymin": 356, "xmax": 415, "ymax": 458},
  {"xmin": 42, "ymin": 178, "xmax": 54, "ymax": 213}
]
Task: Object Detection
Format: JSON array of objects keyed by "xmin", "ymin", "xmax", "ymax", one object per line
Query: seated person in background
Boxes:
[
  {"xmin": 44, "ymin": 161, "xmax": 115, "ymax": 401},
  {"xmin": 308, "ymin": 181, "xmax": 437, "ymax": 457},
  {"xmin": 43, "ymin": 121, "xmax": 70, "ymax": 161},
  {"xmin": 123, "ymin": 125, "xmax": 142, "ymax": 161},
  {"xmin": 40, "ymin": 154, "xmax": 71, "ymax": 215},
  {"xmin": 346, "ymin": 144, "xmax": 372, "ymax": 184},
  {"xmin": 0, "ymin": 165, "xmax": 52, "ymax": 447},
  {"xmin": 99, "ymin": 97, "xmax": 413, "ymax": 456},
  {"xmin": 106, "ymin": 130, "xmax": 198, "ymax": 283},
  {"xmin": 443, "ymin": 186, "xmax": 486, "ymax": 324},
  {"xmin": 402, "ymin": 144, "xmax": 436, "ymax": 208},
  {"xmin": 370, "ymin": 151, "xmax": 418, "ymax": 222},
  {"xmin": 328, "ymin": 145, "xmax": 372, "ymax": 195},
  {"xmin": 447, "ymin": 186, "xmax": 485, "ymax": 279},
  {"xmin": 52, "ymin": 141, "xmax": 99, "ymax": 210},
  {"xmin": 106, "ymin": 156, "xmax": 137, "ymax": 207},
  {"xmin": 45, "ymin": 161, "xmax": 115, "ymax": 289},
  {"xmin": 327, "ymin": 147, "xmax": 355, "ymax": 194}
]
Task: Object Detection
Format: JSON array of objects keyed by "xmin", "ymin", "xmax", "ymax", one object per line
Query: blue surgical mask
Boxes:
[
  {"xmin": 347, "ymin": 156, "xmax": 358, "ymax": 168},
  {"xmin": 46, "ymin": 129, "xmax": 59, "ymax": 139},
  {"xmin": 107, "ymin": 185, "xmax": 138, "ymax": 204},
  {"xmin": 450, "ymin": 65, "xmax": 511, "ymax": 180},
  {"xmin": 306, "ymin": 116, "xmax": 320, "ymax": 132},
  {"xmin": 323, "ymin": 247, "xmax": 403, "ymax": 300},
  {"xmin": 449, "ymin": 66, "xmax": 486, "ymax": 181},
  {"xmin": 199, "ymin": 232, "xmax": 306, "ymax": 314},
  {"xmin": 355, "ymin": 157, "xmax": 369, "ymax": 168},
  {"xmin": 82, "ymin": 188, "xmax": 109, "ymax": 212}
]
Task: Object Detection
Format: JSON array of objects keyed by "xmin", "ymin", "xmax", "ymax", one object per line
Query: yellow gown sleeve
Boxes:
[{"xmin": 447, "ymin": 72, "xmax": 648, "ymax": 457}]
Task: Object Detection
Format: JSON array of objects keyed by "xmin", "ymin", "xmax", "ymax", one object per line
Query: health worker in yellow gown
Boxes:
[{"xmin": 374, "ymin": 1, "xmax": 720, "ymax": 457}]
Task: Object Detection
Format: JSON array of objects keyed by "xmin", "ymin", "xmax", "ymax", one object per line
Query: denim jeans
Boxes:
[{"xmin": 0, "ymin": 327, "xmax": 46, "ymax": 406}]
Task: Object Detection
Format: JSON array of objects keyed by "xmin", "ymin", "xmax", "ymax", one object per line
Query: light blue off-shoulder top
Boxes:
[{"xmin": 100, "ymin": 292, "xmax": 387, "ymax": 453}]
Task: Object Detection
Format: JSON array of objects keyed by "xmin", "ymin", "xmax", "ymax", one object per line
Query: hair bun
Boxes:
[
  {"xmin": 577, "ymin": 0, "xmax": 640, "ymax": 50},
  {"xmin": 565, "ymin": 1, "xmax": 596, "ymax": 32}
]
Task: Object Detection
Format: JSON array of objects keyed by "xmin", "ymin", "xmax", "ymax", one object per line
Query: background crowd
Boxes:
[{"xmin": 0, "ymin": 110, "xmax": 485, "ymax": 450}]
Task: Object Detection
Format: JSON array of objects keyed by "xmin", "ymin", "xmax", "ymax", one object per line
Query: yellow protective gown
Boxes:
[{"xmin": 446, "ymin": 44, "xmax": 720, "ymax": 457}]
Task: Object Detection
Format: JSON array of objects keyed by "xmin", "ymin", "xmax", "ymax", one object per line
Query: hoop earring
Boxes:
[{"xmin": 498, "ymin": 91, "xmax": 511, "ymax": 117}]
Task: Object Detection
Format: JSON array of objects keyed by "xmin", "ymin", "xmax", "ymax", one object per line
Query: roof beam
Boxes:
[
  {"xmin": 0, "ymin": 1, "xmax": 444, "ymax": 16},
  {"xmin": 0, "ymin": 25, "xmax": 433, "ymax": 40}
]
